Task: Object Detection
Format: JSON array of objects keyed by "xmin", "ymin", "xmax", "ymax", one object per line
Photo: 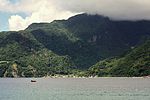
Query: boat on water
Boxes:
[{"xmin": 31, "ymin": 80, "xmax": 36, "ymax": 82}]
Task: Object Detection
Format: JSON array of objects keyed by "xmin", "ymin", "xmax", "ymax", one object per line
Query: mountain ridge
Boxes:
[{"xmin": 0, "ymin": 13, "xmax": 150, "ymax": 77}]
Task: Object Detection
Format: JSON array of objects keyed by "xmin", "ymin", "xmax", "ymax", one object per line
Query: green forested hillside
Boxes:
[
  {"xmin": 0, "ymin": 32, "xmax": 75, "ymax": 77},
  {"xmin": 25, "ymin": 14, "xmax": 150, "ymax": 69},
  {"xmin": 0, "ymin": 13, "xmax": 150, "ymax": 77},
  {"xmin": 88, "ymin": 40, "xmax": 150, "ymax": 77}
]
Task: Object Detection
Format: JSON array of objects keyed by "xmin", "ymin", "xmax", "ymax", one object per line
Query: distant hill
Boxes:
[{"xmin": 0, "ymin": 13, "xmax": 150, "ymax": 77}]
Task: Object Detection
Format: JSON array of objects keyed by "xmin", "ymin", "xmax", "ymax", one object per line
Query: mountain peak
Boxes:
[{"xmin": 1, "ymin": 13, "xmax": 149, "ymax": 77}]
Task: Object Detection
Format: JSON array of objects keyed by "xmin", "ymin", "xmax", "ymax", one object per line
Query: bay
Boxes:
[{"xmin": 0, "ymin": 77, "xmax": 150, "ymax": 100}]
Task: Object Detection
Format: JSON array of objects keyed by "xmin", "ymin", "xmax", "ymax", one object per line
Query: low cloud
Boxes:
[
  {"xmin": 6, "ymin": 0, "xmax": 76, "ymax": 31},
  {"xmin": 1, "ymin": 0, "xmax": 150, "ymax": 31},
  {"xmin": 54, "ymin": 0, "xmax": 150, "ymax": 20}
]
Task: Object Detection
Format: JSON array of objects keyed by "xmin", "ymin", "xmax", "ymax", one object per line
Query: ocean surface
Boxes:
[{"xmin": 0, "ymin": 77, "xmax": 150, "ymax": 100}]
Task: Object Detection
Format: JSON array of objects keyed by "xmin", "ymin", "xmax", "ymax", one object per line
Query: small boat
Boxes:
[{"xmin": 31, "ymin": 80, "xmax": 36, "ymax": 82}]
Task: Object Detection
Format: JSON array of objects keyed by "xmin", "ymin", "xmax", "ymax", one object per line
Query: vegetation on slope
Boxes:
[
  {"xmin": 88, "ymin": 40, "xmax": 150, "ymax": 77},
  {"xmin": 0, "ymin": 32, "xmax": 76, "ymax": 77},
  {"xmin": 0, "ymin": 13, "xmax": 150, "ymax": 77}
]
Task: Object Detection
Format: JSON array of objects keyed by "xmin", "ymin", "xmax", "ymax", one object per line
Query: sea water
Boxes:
[{"xmin": 0, "ymin": 77, "xmax": 150, "ymax": 100}]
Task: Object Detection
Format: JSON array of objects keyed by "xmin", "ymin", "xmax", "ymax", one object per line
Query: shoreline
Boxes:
[{"xmin": 0, "ymin": 76, "xmax": 150, "ymax": 79}]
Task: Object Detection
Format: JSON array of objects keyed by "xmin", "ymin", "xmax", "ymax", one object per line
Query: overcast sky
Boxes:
[{"xmin": 0, "ymin": 0, "xmax": 150, "ymax": 31}]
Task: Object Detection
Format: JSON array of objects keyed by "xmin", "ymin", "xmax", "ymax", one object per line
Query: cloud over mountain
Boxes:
[
  {"xmin": 54, "ymin": 0, "xmax": 150, "ymax": 20},
  {"xmin": 0, "ymin": 0, "xmax": 150, "ymax": 31}
]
